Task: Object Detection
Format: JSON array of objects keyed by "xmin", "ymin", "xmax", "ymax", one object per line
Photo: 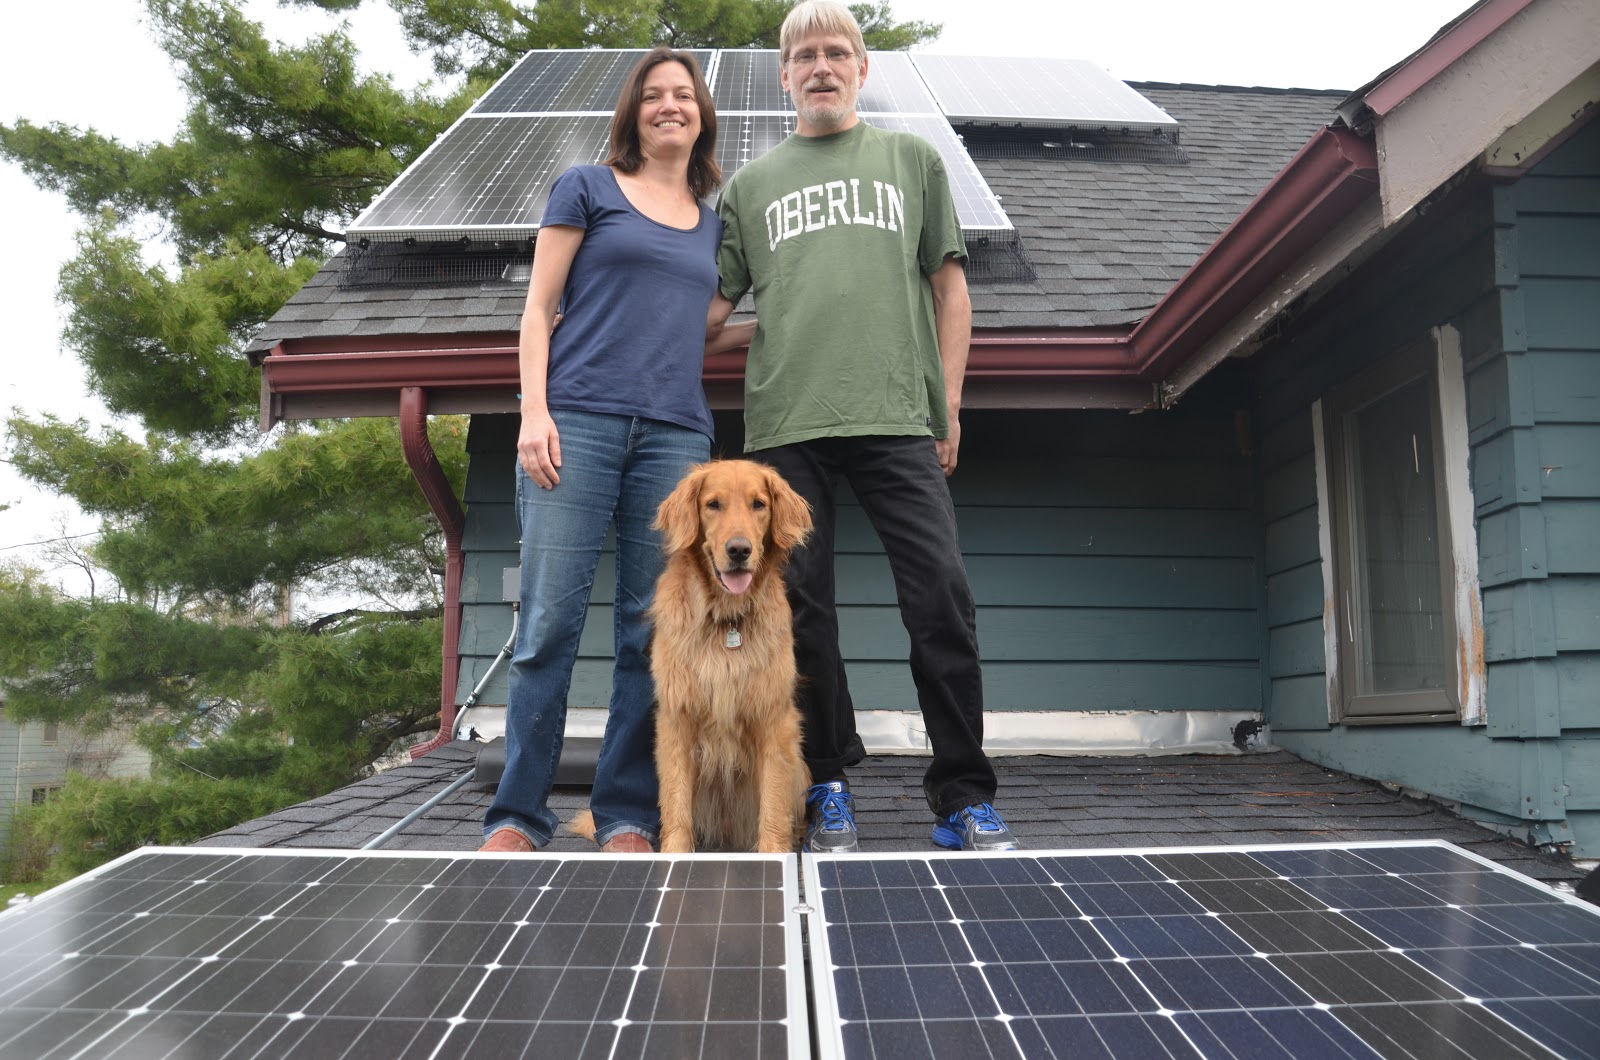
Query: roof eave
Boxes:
[
  {"xmin": 1128, "ymin": 125, "xmax": 1379, "ymax": 387},
  {"xmin": 1357, "ymin": 0, "xmax": 1537, "ymax": 120}
]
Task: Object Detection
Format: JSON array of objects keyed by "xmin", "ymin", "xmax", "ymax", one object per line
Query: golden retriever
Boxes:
[{"xmin": 647, "ymin": 459, "xmax": 812, "ymax": 853}]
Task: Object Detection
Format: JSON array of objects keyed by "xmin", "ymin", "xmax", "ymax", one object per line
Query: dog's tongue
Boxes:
[{"xmin": 720, "ymin": 570, "xmax": 755, "ymax": 595}]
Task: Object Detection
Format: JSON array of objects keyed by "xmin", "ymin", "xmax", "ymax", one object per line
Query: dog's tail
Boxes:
[{"xmin": 567, "ymin": 809, "xmax": 597, "ymax": 841}]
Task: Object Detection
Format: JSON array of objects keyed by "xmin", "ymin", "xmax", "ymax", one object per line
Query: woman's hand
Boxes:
[{"xmin": 518, "ymin": 407, "xmax": 562, "ymax": 489}]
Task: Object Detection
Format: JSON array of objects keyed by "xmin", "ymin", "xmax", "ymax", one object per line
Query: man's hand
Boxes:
[{"xmin": 937, "ymin": 415, "xmax": 961, "ymax": 477}]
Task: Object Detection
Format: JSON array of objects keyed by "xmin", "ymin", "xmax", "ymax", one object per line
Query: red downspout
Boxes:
[{"xmin": 398, "ymin": 386, "xmax": 467, "ymax": 757}]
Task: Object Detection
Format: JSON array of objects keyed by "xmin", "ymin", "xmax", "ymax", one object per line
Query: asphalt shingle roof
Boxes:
[
  {"xmin": 196, "ymin": 742, "xmax": 1586, "ymax": 889},
  {"xmin": 246, "ymin": 83, "xmax": 1345, "ymax": 354}
]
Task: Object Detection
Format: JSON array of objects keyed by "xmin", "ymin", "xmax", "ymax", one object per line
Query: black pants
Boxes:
[{"xmin": 756, "ymin": 435, "xmax": 997, "ymax": 816}]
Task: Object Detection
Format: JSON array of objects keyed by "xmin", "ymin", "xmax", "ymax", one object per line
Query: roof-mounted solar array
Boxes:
[
  {"xmin": 348, "ymin": 48, "xmax": 1017, "ymax": 246},
  {"xmin": 910, "ymin": 54, "xmax": 1179, "ymax": 134},
  {"xmin": 346, "ymin": 51, "xmax": 1180, "ymax": 245}
]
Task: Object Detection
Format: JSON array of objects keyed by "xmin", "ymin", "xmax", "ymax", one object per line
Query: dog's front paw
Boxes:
[{"xmin": 658, "ymin": 831, "xmax": 695, "ymax": 855}]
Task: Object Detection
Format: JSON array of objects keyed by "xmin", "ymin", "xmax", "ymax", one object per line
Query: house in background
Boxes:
[
  {"xmin": 247, "ymin": 0, "xmax": 1600, "ymax": 854},
  {"xmin": 0, "ymin": 707, "xmax": 152, "ymax": 859}
]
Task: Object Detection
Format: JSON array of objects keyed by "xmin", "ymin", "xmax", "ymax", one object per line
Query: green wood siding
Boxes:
[
  {"xmin": 1253, "ymin": 124, "xmax": 1600, "ymax": 852},
  {"xmin": 455, "ymin": 395, "xmax": 1263, "ymax": 715}
]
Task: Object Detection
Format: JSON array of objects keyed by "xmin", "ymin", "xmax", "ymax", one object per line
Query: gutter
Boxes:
[
  {"xmin": 397, "ymin": 386, "xmax": 467, "ymax": 758},
  {"xmin": 1123, "ymin": 125, "xmax": 1379, "ymax": 386}
]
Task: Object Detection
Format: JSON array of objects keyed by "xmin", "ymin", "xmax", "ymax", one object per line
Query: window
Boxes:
[
  {"xmin": 31, "ymin": 784, "xmax": 62, "ymax": 806},
  {"xmin": 1318, "ymin": 330, "xmax": 1476, "ymax": 724},
  {"xmin": 42, "ymin": 721, "xmax": 59, "ymax": 745}
]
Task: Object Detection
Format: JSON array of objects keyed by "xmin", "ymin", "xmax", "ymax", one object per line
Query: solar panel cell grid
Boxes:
[
  {"xmin": 855, "ymin": 52, "xmax": 940, "ymax": 115},
  {"xmin": 475, "ymin": 50, "xmax": 718, "ymax": 115},
  {"xmin": 711, "ymin": 50, "xmax": 793, "ymax": 113},
  {"xmin": 353, "ymin": 115, "xmax": 612, "ymax": 240},
  {"xmin": 807, "ymin": 842, "xmax": 1600, "ymax": 1060},
  {"xmin": 349, "ymin": 49, "xmax": 1018, "ymax": 241},
  {"xmin": 0, "ymin": 849, "xmax": 805, "ymax": 1060},
  {"xmin": 909, "ymin": 53, "xmax": 1178, "ymax": 132}
]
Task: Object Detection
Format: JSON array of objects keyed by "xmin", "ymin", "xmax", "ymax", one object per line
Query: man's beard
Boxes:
[{"xmin": 795, "ymin": 83, "xmax": 851, "ymax": 132}]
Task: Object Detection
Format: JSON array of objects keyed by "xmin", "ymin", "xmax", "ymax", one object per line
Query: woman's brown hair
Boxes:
[{"xmin": 606, "ymin": 48, "xmax": 721, "ymax": 200}]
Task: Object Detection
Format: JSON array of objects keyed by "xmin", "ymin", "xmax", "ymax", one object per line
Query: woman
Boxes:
[{"xmin": 482, "ymin": 48, "xmax": 742, "ymax": 854}]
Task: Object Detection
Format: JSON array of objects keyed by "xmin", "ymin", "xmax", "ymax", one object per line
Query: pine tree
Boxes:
[{"xmin": 0, "ymin": 0, "xmax": 937, "ymax": 878}]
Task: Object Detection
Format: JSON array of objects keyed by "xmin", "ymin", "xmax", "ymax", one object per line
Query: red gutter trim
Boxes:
[
  {"xmin": 265, "ymin": 347, "xmax": 519, "ymax": 392},
  {"xmin": 1124, "ymin": 125, "xmax": 1378, "ymax": 380},
  {"xmin": 261, "ymin": 331, "xmax": 1143, "ymax": 397},
  {"xmin": 1362, "ymin": 0, "xmax": 1533, "ymax": 117},
  {"xmin": 397, "ymin": 387, "xmax": 468, "ymax": 758}
]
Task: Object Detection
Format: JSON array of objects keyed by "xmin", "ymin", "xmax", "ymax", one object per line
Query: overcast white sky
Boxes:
[{"xmin": 0, "ymin": 0, "xmax": 1472, "ymax": 582}]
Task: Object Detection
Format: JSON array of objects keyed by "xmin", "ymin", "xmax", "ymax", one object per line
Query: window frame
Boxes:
[{"xmin": 1318, "ymin": 330, "xmax": 1470, "ymax": 726}]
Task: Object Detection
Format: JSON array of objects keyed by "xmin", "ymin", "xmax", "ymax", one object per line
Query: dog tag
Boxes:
[{"xmin": 724, "ymin": 627, "xmax": 742, "ymax": 649}]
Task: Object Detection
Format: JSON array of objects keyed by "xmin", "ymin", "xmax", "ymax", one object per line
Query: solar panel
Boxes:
[
  {"xmin": 0, "ymin": 847, "xmax": 807, "ymax": 1059},
  {"xmin": 805, "ymin": 841, "xmax": 1600, "ymax": 1059},
  {"xmin": 475, "ymin": 49, "xmax": 718, "ymax": 115},
  {"xmin": 348, "ymin": 48, "xmax": 1015, "ymax": 245},
  {"xmin": 910, "ymin": 54, "xmax": 1179, "ymax": 134},
  {"xmin": 866, "ymin": 116, "xmax": 1011, "ymax": 235},
  {"xmin": 716, "ymin": 114, "xmax": 798, "ymax": 175},
  {"xmin": 855, "ymin": 51, "xmax": 941, "ymax": 116},
  {"xmin": 711, "ymin": 50, "xmax": 793, "ymax": 114},
  {"xmin": 352, "ymin": 115, "xmax": 612, "ymax": 243}
]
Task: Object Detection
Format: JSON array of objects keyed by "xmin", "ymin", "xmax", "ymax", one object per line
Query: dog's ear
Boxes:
[
  {"xmin": 654, "ymin": 463, "xmax": 710, "ymax": 554},
  {"xmin": 764, "ymin": 466, "xmax": 813, "ymax": 551}
]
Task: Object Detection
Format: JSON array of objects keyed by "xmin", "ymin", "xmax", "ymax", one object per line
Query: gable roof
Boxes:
[
  {"xmin": 246, "ymin": 85, "xmax": 1337, "ymax": 355},
  {"xmin": 246, "ymin": 82, "xmax": 1344, "ymax": 419},
  {"xmin": 246, "ymin": 83, "xmax": 1341, "ymax": 350}
]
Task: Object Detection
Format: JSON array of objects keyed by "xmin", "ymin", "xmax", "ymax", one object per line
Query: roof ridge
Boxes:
[{"xmin": 1128, "ymin": 80, "xmax": 1350, "ymax": 97}]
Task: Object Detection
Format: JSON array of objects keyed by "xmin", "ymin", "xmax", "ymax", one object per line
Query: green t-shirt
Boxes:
[{"xmin": 716, "ymin": 122, "xmax": 967, "ymax": 452}]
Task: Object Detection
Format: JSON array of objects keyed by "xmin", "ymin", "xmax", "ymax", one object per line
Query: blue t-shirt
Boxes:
[{"xmin": 540, "ymin": 165, "xmax": 721, "ymax": 439}]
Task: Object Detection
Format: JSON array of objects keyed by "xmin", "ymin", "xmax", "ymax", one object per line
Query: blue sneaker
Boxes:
[
  {"xmin": 805, "ymin": 781, "xmax": 860, "ymax": 853},
  {"xmin": 932, "ymin": 803, "xmax": 1020, "ymax": 851}
]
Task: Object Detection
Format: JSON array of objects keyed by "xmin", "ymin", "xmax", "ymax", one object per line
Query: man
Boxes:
[{"xmin": 707, "ymin": 0, "xmax": 1019, "ymax": 853}]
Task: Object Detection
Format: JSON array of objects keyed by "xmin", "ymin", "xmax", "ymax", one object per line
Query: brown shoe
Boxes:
[
  {"xmin": 600, "ymin": 832, "xmax": 654, "ymax": 854},
  {"xmin": 479, "ymin": 828, "xmax": 535, "ymax": 853}
]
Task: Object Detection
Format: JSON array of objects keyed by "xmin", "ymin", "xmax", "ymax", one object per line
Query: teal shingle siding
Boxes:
[
  {"xmin": 1254, "ymin": 123, "xmax": 1600, "ymax": 853},
  {"xmin": 455, "ymin": 390, "xmax": 1264, "ymax": 717}
]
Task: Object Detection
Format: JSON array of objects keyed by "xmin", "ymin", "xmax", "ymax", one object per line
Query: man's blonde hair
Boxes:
[{"xmin": 778, "ymin": 0, "xmax": 866, "ymax": 62}]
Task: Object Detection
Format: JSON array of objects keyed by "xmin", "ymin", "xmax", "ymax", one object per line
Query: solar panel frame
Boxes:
[
  {"xmin": 910, "ymin": 54, "xmax": 1179, "ymax": 134},
  {"xmin": 804, "ymin": 840, "xmax": 1600, "ymax": 1060},
  {"xmin": 1, "ymin": 847, "xmax": 809, "ymax": 1060}
]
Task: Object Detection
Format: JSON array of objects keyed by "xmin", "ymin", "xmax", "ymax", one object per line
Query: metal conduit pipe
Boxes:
[
  {"xmin": 361, "ymin": 768, "xmax": 479, "ymax": 850},
  {"xmin": 361, "ymin": 605, "xmax": 519, "ymax": 850}
]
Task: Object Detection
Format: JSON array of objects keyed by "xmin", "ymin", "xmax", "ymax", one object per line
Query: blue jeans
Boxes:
[{"xmin": 484, "ymin": 410, "xmax": 709, "ymax": 847}]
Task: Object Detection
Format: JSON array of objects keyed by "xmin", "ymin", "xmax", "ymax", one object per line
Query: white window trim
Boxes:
[{"xmin": 1312, "ymin": 324, "xmax": 1486, "ymax": 726}]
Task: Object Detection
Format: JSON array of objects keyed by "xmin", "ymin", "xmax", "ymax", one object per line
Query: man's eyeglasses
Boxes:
[{"xmin": 786, "ymin": 48, "xmax": 855, "ymax": 68}]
